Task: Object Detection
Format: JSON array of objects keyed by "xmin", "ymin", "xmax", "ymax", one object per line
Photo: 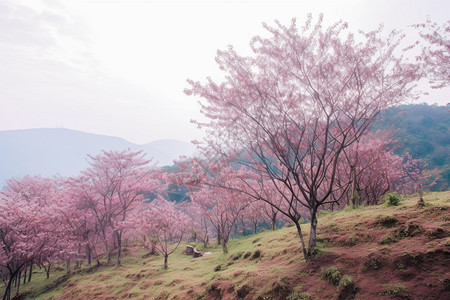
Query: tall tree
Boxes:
[{"xmin": 186, "ymin": 15, "xmax": 420, "ymax": 259}]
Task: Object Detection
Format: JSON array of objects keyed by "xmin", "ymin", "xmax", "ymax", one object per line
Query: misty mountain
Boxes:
[{"xmin": 0, "ymin": 128, "xmax": 196, "ymax": 185}]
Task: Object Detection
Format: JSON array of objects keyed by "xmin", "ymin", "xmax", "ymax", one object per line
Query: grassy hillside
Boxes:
[{"xmin": 5, "ymin": 192, "xmax": 449, "ymax": 300}]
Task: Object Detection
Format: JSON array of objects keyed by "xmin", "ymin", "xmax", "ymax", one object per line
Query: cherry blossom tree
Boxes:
[
  {"xmin": 337, "ymin": 130, "xmax": 406, "ymax": 207},
  {"xmin": 189, "ymin": 164, "xmax": 252, "ymax": 253},
  {"xmin": 58, "ymin": 181, "xmax": 102, "ymax": 267},
  {"xmin": 396, "ymin": 154, "xmax": 439, "ymax": 207},
  {"xmin": 242, "ymin": 201, "xmax": 265, "ymax": 235},
  {"xmin": 0, "ymin": 176, "xmax": 62, "ymax": 300},
  {"xmin": 413, "ymin": 18, "xmax": 450, "ymax": 88},
  {"xmin": 138, "ymin": 199, "xmax": 188, "ymax": 269},
  {"xmin": 186, "ymin": 15, "xmax": 420, "ymax": 259},
  {"xmin": 68, "ymin": 149, "xmax": 160, "ymax": 265}
]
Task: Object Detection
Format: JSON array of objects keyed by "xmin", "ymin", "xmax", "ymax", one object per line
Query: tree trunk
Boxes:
[
  {"xmin": 66, "ymin": 259, "xmax": 71, "ymax": 274},
  {"xmin": 222, "ymin": 239, "xmax": 228, "ymax": 254},
  {"xmin": 3, "ymin": 269, "xmax": 20, "ymax": 300},
  {"xmin": 45, "ymin": 264, "xmax": 51, "ymax": 279},
  {"xmin": 217, "ymin": 227, "xmax": 222, "ymax": 245},
  {"xmin": 86, "ymin": 244, "xmax": 92, "ymax": 266},
  {"xmin": 116, "ymin": 230, "xmax": 122, "ymax": 266},
  {"xmin": 417, "ymin": 183, "xmax": 425, "ymax": 207},
  {"xmin": 28, "ymin": 263, "xmax": 32, "ymax": 283},
  {"xmin": 23, "ymin": 265, "xmax": 27, "ymax": 285},
  {"xmin": 3, "ymin": 275, "xmax": 12, "ymax": 300},
  {"xmin": 164, "ymin": 254, "xmax": 168, "ymax": 269},
  {"xmin": 271, "ymin": 214, "xmax": 277, "ymax": 230},
  {"xmin": 307, "ymin": 213, "xmax": 318, "ymax": 259},
  {"xmin": 107, "ymin": 249, "xmax": 112, "ymax": 264},
  {"xmin": 295, "ymin": 221, "xmax": 308, "ymax": 260},
  {"xmin": 16, "ymin": 272, "xmax": 20, "ymax": 297}
]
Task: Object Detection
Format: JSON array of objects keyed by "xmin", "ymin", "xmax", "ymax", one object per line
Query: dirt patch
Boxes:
[
  {"xmin": 204, "ymin": 281, "xmax": 235, "ymax": 300},
  {"xmin": 375, "ymin": 215, "xmax": 401, "ymax": 228},
  {"xmin": 425, "ymin": 227, "xmax": 448, "ymax": 239},
  {"xmin": 236, "ymin": 284, "xmax": 252, "ymax": 299}
]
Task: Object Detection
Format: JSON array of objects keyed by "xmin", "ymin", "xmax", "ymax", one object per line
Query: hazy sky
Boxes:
[{"xmin": 1, "ymin": 0, "xmax": 449, "ymax": 144}]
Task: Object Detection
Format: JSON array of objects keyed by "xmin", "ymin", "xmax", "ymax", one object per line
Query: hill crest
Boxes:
[{"xmin": 0, "ymin": 128, "xmax": 196, "ymax": 184}]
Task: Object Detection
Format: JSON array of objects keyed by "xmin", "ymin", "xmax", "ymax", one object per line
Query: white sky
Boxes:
[{"xmin": 0, "ymin": 0, "xmax": 449, "ymax": 144}]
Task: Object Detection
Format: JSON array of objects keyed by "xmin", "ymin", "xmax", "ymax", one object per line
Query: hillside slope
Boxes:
[{"xmin": 7, "ymin": 192, "xmax": 449, "ymax": 300}]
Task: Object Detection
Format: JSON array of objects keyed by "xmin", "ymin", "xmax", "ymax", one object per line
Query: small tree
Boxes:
[
  {"xmin": 196, "ymin": 188, "xmax": 249, "ymax": 254},
  {"xmin": 139, "ymin": 199, "xmax": 188, "ymax": 269},
  {"xmin": 398, "ymin": 154, "xmax": 439, "ymax": 207}
]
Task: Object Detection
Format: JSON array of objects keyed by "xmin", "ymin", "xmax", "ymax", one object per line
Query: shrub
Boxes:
[
  {"xmin": 386, "ymin": 193, "xmax": 402, "ymax": 206},
  {"xmin": 362, "ymin": 257, "xmax": 383, "ymax": 271},
  {"xmin": 323, "ymin": 266, "xmax": 343, "ymax": 286},
  {"xmin": 378, "ymin": 283, "xmax": 409, "ymax": 296},
  {"xmin": 339, "ymin": 275, "xmax": 353, "ymax": 287},
  {"xmin": 380, "ymin": 234, "xmax": 399, "ymax": 244}
]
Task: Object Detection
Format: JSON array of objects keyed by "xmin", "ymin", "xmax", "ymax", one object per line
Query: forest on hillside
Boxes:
[{"xmin": 374, "ymin": 104, "xmax": 450, "ymax": 190}]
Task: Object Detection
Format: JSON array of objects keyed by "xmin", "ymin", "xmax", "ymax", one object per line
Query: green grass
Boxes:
[
  {"xmin": 378, "ymin": 283, "xmax": 409, "ymax": 296},
  {"xmin": 2, "ymin": 190, "xmax": 448, "ymax": 299}
]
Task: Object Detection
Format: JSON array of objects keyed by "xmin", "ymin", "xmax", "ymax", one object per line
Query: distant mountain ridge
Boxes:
[{"xmin": 0, "ymin": 128, "xmax": 196, "ymax": 185}]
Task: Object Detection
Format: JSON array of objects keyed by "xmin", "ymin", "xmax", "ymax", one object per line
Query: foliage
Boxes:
[
  {"xmin": 322, "ymin": 266, "xmax": 343, "ymax": 286},
  {"xmin": 378, "ymin": 283, "xmax": 409, "ymax": 296},
  {"xmin": 379, "ymin": 234, "xmax": 399, "ymax": 244},
  {"xmin": 413, "ymin": 19, "xmax": 450, "ymax": 89},
  {"xmin": 386, "ymin": 193, "xmax": 402, "ymax": 206}
]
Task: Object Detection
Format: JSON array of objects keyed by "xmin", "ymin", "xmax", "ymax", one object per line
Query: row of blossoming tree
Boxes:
[
  {"xmin": 1, "ymin": 15, "xmax": 447, "ymax": 300},
  {"xmin": 0, "ymin": 138, "xmax": 434, "ymax": 299}
]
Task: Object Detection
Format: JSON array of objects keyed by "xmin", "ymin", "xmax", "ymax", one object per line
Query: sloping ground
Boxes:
[{"xmin": 8, "ymin": 192, "xmax": 449, "ymax": 300}]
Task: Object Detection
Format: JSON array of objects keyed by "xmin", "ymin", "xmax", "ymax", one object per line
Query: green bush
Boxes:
[
  {"xmin": 380, "ymin": 234, "xmax": 399, "ymax": 244},
  {"xmin": 378, "ymin": 283, "xmax": 409, "ymax": 296},
  {"xmin": 386, "ymin": 193, "xmax": 402, "ymax": 206},
  {"xmin": 323, "ymin": 266, "xmax": 343, "ymax": 286},
  {"xmin": 339, "ymin": 275, "xmax": 353, "ymax": 287},
  {"xmin": 287, "ymin": 291, "xmax": 311, "ymax": 300}
]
